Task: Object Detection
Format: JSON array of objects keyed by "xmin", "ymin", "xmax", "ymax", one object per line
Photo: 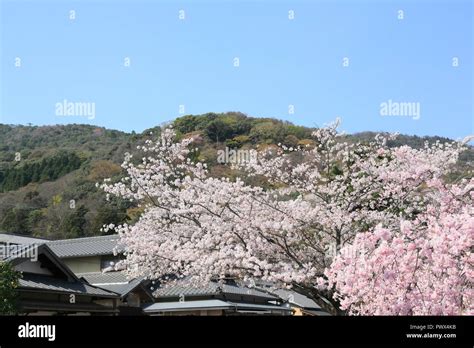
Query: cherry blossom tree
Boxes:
[
  {"xmin": 324, "ymin": 178, "xmax": 473, "ymax": 315},
  {"xmin": 100, "ymin": 121, "xmax": 472, "ymax": 315}
]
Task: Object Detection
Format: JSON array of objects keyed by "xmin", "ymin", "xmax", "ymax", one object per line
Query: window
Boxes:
[{"xmin": 100, "ymin": 256, "xmax": 121, "ymax": 270}]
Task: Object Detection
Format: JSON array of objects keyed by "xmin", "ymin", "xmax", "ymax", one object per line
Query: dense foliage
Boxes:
[
  {"xmin": 0, "ymin": 151, "xmax": 83, "ymax": 192},
  {"xmin": 0, "ymin": 261, "xmax": 20, "ymax": 315},
  {"xmin": 0, "ymin": 124, "xmax": 133, "ymax": 239}
]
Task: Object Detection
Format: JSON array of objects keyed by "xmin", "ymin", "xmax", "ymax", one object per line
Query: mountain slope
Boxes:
[{"xmin": 0, "ymin": 113, "xmax": 472, "ymax": 240}]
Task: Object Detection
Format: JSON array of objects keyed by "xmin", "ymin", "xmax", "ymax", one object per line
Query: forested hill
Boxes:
[{"xmin": 0, "ymin": 112, "xmax": 472, "ymax": 240}]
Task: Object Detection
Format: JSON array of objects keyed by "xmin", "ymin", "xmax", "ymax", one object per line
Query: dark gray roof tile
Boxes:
[
  {"xmin": 77, "ymin": 271, "xmax": 145, "ymax": 297},
  {"xmin": 19, "ymin": 274, "xmax": 118, "ymax": 297},
  {"xmin": 0, "ymin": 234, "xmax": 47, "ymax": 245},
  {"xmin": 47, "ymin": 235, "xmax": 120, "ymax": 258},
  {"xmin": 144, "ymin": 299, "xmax": 231, "ymax": 312},
  {"xmin": 272, "ymin": 289, "xmax": 321, "ymax": 309},
  {"xmin": 144, "ymin": 299, "xmax": 291, "ymax": 313},
  {"xmin": 154, "ymin": 279, "xmax": 279, "ymax": 300}
]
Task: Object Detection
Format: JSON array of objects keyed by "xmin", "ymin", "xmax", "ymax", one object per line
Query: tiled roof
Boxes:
[
  {"xmin": 144, "ymin": 299, "xmax": 231, "ymax": 312},
  {"xmin": 77, "ymin": 271, "xmax": 145, "ymax": 297},
  {"xmin": 47, "ymin": 234, "xmax": 121, "ymax": 258},
  {"xmin": 78, "ymin": 271, "xmax": 131, "ymax": 284},
  {"xmin": 249, "ymin": 281, "xmax": 328, "ymax": 312},
  {"xmin": 0, "ymin": 244, "xmax": 34, "ymax": 261},
  {"xmin": 95, "ymin": 281, "xmax": 143, "ymax": 298},
  {"xmin": 0, "ymin": 233, "xmax": 48, "ymax": 245},
  {"xmin": 19, "ymin": 300, "xmax": 119, "ymax": 314},
  {"xmin": 272, "ymin": 289, "xmax": 321, "ymax": 309},
  {"xmin": 19, "ymin": 273, "xmax": 119, "ymax": 297},
  {"xmin": 143, "ymin": 299, "xmax": 291, "ymax": 314},
  {"xmin": 153, "ymin": 279, "xmax": 279, "ymax": 300},
  {"xmin": 227, "ymin": 301, "xmax": 292, "ymax": 313}
]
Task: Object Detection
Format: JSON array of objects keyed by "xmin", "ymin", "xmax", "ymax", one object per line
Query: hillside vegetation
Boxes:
[{"xmin": 0, "ymin": 112, "xmax": 472, "ymax": 240}]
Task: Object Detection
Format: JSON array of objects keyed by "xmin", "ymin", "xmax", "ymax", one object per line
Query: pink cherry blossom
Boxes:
[{"xmin": 100, "ymin": 121, "xmax": 473, "ymax": 315}]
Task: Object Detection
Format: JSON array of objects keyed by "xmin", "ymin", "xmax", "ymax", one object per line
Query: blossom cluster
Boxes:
[{"xmin": 100, "ymin": 121, "xmax": 472, "ymax": 314}]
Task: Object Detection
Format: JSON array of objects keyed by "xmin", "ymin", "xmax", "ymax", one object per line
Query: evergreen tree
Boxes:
[{"xmin": 62, "ymin": 205, "xmax": 89, "ymax": 238}]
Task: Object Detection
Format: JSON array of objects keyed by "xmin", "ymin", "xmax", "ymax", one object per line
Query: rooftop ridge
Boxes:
[{"xmin": 47, "ymin": 234, "xmax": 120, "ymax": 245}]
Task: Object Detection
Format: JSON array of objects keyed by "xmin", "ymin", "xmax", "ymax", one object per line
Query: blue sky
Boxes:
[{"xmin": 0, "ymin": 0, "xmax": 472, "ymax": 139}]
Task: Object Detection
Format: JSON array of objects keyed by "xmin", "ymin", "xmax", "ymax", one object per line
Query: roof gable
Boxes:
[{"xmin": 9, "ymin": 244, "xmax": 79, "ymax": 282}]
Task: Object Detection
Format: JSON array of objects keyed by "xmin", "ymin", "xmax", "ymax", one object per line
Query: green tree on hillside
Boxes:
[
  {"xmin": 62, "ymin": 205, "xmax": 89, "ymax": 238},
  {"xmin": 0, "ymin": 151, "xmax": 83, "ymax": 192},
  {"xmin": 0, "ymin": 208, "xmax": 32, "ymax": 235}
]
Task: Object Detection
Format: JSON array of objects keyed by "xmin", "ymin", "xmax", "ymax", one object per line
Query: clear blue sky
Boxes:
[{"xmin": 0, "ymin": 0, "xmax": 472, "ymax": 140}]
